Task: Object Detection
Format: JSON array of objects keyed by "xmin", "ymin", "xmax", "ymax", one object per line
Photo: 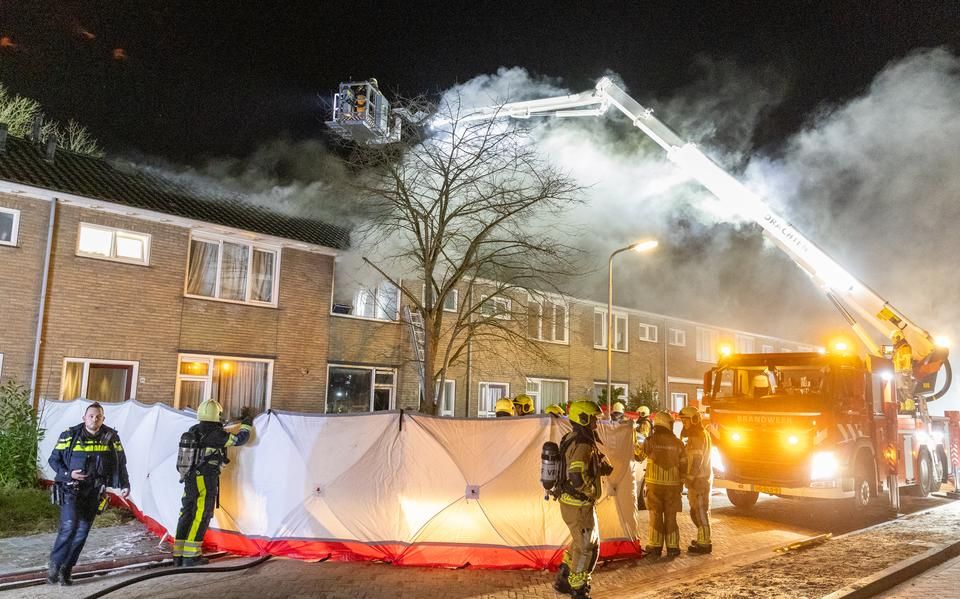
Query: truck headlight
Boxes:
[
  {"xmin": 711, "ymin": 446, "xmax": 725, "ymax": 473},
  {"xmin": 810, "ymin": 451, "xmax": 838, "ymax": 480}
]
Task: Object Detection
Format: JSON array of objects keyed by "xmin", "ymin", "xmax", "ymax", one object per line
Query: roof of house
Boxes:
[{"xmin": 0, "ymin": 134, "xmax": 350, "ymax": 250}]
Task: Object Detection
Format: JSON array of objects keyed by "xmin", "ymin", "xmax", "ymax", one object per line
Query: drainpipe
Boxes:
[
  {"xmin": 662, "ymin": 319, "xmax": 668, "ymax": 409},
  {"xmin": 29, "ymin": 198, "xmax": 57, "ymax": 407},
  {"xmin": 465, "ymin": 335, "xmax": 472, "ymax": 418}
]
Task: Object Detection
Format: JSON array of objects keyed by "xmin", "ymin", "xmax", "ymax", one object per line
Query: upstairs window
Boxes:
[
  {"xmin": 355, "ymin": 282, "xmax": 400, "ymax": 320},
  {"xmin": 696, "ymin": 327, "xmax": 719, "ymax": 363},
  {"xmin": 638, "ymin": 322, "xmax": 658, "ymax": 343},
  {"xmin": 77, "ymin": 223, "xmax": 151, "ymax": 265},
  {"xmin": 736, "ymin": 334, "xmax": 755, "ymax": 354},
  {"xmin": 421, "ymin": 285, "xmax": 458, "ymax": 312},
  {"xmin": 186, "ymin": 235, "xmax": 279, "ymax": 306},
  {"xmin": 0, "ymin": 207, "xmax": 20, "ymax": 246},
  {"xmin": 528, "ymin": 297, "xmax": 568, "ymax": 343},
  {"xmin": 669, "ymin": 328, "xmax": 686, "ymax": 346},
  {"xmin": 480, "ymin": 295, "xmax": 511, "ymax": 319},
  {"xmin": 594, "ymin": 309, "xmax": 627, "ymax": 351}
]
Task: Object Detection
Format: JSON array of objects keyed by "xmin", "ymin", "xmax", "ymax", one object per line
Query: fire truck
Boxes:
[{"xmin": 327, "ymin": 76, "xmax": 954, "ymax": 510}]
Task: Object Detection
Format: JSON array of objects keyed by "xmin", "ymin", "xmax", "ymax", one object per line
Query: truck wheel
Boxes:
[
  {"xmin": 727, "ymin": 489, "xmax": 759, "ymax": 508},
  {"xmin": 852, "ymin": 459, "xmax": 874, "ymax": 510},
  {"xmin": 935, "ymin": 448, "xmax": 948, "ymax": 484},
  {"xmin": 916, "ymin": 451, "xmax": 934, "ymax": 497}
]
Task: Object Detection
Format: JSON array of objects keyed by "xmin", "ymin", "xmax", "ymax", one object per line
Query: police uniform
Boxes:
[
  {"xmin": 639, "ymin": 414, "xmax": 687, "ymax": 556},
  {"xmin": 173, "ymin": 406, "xmax": 252, "ymax": 566},
  {"xmin": 48, "ymin": 422, "xmax": 129, "ymax": 583},
  {"xmin": 682, "ymin": 412, "xmax": 712, "ymax": 553}
]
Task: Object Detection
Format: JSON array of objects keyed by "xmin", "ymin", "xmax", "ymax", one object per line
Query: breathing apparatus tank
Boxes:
[{"xmin": 540, "ymin": 441, "xmax": 562, "ymax": 500}]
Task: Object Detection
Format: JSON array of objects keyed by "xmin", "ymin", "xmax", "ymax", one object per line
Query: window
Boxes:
[
  {"xmin": 437, "ymin": 379, "xmax": 456, "ymax": 417},
  {"xmin": 478, "ymin": 382, "xmax": 510, "ymax": 418},
  {"xmin": 0, "ymin": 207, "xmax": 20, "ymax": 246},
  {"xmin": 696, "ymin": 327, "xmax": 719, "ymax": 363},
  {"xmin": 77, "ymin": 223, "xmax": 151, "ymax": 265},
  {"xmin": 594, "ymin": 309, "xmax": 627, "ymax": 351},
  {"xmin": 186, "ymin": 234, "xmax": 279, "ymax": 306},
  {"xmin": 528, "ymin": 297, "xmax": 567, "ymax": 343},
  {"xmin": 669, "ymin": 328, "xmax": 686, "ymax": 346},
  {"xmin": 355, "ymin": 282, "xmax": 400, "ymax": 320},
  {"xmin": 736, "ymin": 334, "xmax": 755, "ymax": 354},
  {"xmin": 593, "ymin": 382, "xmax": 628, "ymax": 403},
  {"xmin": 670, "ymin": 392, "xmax": 688, "ymax": 412},
  {"xmin": 480, "ymin": 295, "xmax": 511, "ymax": 319},
  {"xmin": 0, "ymin": 353, "xmax": 4, "ymax": 377},
  {"xmin": 176, "ymin": 355, "xmax": 272, "ymax": 419},
  {"xmin": 696, "ymin": 388, "xmax": 704, "ymax": 404},
  {"xmin": 526, "ymin": 378, "xmax": 567, "ymax": 413},
  {"xmin": 326, "ymin": 365, "xmax": 395, "ymax": 413},
  {"xmin": 61, "ymin": 359, "xmax": 138, "ymax": 403},
  {"xmin": 638, "ymin": 322, "xmax": 658, "ymax": 343},
  {"xmin": 422, "ymin": 285, "xmax": 458, "ymax": 312},
  {"xmin": 761, "ymin": 344, "xmax": 775, "ymax": 353}
]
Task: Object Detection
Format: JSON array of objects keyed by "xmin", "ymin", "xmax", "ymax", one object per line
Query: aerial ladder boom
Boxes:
[{"xmin": 329, "ymin": 77, "xmax": 951, "ymax": 401}]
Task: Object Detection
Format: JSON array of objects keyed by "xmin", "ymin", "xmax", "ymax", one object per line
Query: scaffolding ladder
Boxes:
[{"xmin": 403, "ymin": 306, "xmax": 427, "ymax": 393}]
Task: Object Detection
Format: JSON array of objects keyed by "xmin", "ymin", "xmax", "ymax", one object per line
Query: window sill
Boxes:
[
  {"xmin": 530, "ymin": 337, "xmax": 569, "ymax": 346},
  {"xmin": 183, "ymin": 293, "xmax": 278, "ymax": 309},
  {"xmin": 594, "ymin": 346, "xmax": 628, "ymax": 353},
  {"xmin": 330, "ymin": 312, "xmax": 400, "ymax": 324},
  {"xmin": 76, "ymin": 252, "xmax": 150, "ymax": 267}
]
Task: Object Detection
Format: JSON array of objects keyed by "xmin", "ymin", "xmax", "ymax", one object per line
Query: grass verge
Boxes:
[{"xmin": 0, "ymin": 486, "xmax": 134, "ymax": 538}]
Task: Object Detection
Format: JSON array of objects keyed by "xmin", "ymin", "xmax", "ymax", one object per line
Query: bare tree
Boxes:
[
  {"xmin": 0, "ymin": 83, "xmax": 104, "ymax": 157},
  {"xmin": 346, "ymin": 94, "xmax": 585, "ymax": 415}
]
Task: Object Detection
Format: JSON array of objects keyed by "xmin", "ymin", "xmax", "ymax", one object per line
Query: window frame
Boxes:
[
  {"xmin": 477, "ymin": 381, "xmax": 510, "ymax": 418},
  {"xmin": 437, "ymin": 379, "xmax": 456, "ymax": 417},
  {"xmin": 525, "ymin": 377, "xmax": 568, "ymax": 413},
  {"xmin": 736, "ymin": 333, "xmax": 755, "ymax": 354},
  {"xmin": 593, "ymin": 308, "xmax": 628, "ymax": 352},
  {"xmin": 527, "ymin": 296, "xmax": 568, "ymax": 345},
  {"xmin": 174, "ymin": 353, "xmax": 274, "ymax": 413},
  {"xmin": 637, "ymin": 322, "xmax": 658, "ymax": 343},
  {"xmin": 0, "ymin": 206, "xmax": 21, "ymax": 247},
  {"xmin": 184, "ymin": 232, "xmax": 281, "ymax": 308},
  {"xmin": 696, "ymin": 327, "xmax": 720, "ymax": 363},
  {"xmin": 669, "ymin": 327, "xmax": 686, "ymax": 347},
  {"xmin": 76, "ymin": 222, "xmax": 152, "ymax": 266},
  {"xmin": 670, "ymin": 392, "xmax": 688, "ymax": 412},
  {"xmin": 480, "ymin": 295, "xmax": 512, "ymax": 320},
  {"xmin": 353, "ymin": 281, "xmax": 400, "ymax": 321},
  {"xmin": 421, "ymin": 284, "xmax": 458, "ymax": 313},
  {"xmin": 60, "ymin": 358, "xmax": 139, "ymax": 401},
  {"xmin": 592, "ymin": 381, "xmax": 629, "ymax": 402},
  {"xmin": 324, "ymin": 364, "xmax": 397, "ymax": 413}
]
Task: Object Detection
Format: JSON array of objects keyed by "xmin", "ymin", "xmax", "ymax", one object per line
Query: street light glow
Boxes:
[{"xmin": 631, "ymin": 239, "xmax": 659, "ymax": 253}]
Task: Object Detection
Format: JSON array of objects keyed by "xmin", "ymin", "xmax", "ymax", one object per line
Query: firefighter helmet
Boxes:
[
  {"xmin": 495, "ymin": 398, "xmax": 515, "ymax": 417},
  {"xmin": 679, "ymin": 405, "xmax": 702, "ymax": 425},
  {"xmin": 197, "ymin": 399, "xmax": 223, "ymax": 423},
  {"xmin": 545, "ymin": 403, "xmax": 565, "ymax": 417},
  {"xmin": 653, "ymin": 411, "xmax": 674, "ymax": 430},
  {"xmin": 637, "ymin": 405, "xmax": 651, "ymax": 417},
  {"xmin": 569, "ymin": 400, "xmax": 602, "ymax": 426},
  {"xmin": 514, "ymin": 394, "xmax": 535, "ymax": 415},
  {"xmin": 612, "ymin": 401, "xmax": 625, "ymax": 414}
]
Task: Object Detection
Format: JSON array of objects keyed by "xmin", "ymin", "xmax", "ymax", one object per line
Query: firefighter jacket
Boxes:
[
  {"xmin": 559, "ymin": 427, "xmax": 604, "ymax": 506},
  {"xmin": 640, "ymin": 425, "xmax": 687, "ymax": 487},
  {"xmin": 49, "ymin": 424, "xmax": 129, "ymax": 496},
  {"xmin": 683, "ymin": 425, "xmax": 712, "ymax": 493},
  {"xmin": 189, "ymin": 421, "xmax": 252, "ymax": 474}
]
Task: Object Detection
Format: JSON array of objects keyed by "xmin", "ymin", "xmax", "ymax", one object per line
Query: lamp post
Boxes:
[{"xmin": 607, "ymin": 240, "xmax": 658, "ymax": 417}]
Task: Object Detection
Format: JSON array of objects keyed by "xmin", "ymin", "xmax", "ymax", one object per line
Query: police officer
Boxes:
[
  {"xmin": 639, "ymin": 411, "xmax": 686, "ymax": 558},
  {"xmin": 494, "ymin": 398, "xmax": 515, "ymax": 417},
  {"xmin": 47, "ymin": 403, "xmax": 129, "ymax": 585},
  {"xmin": 553, "ymin": 400, "xmax": 613, "ymax": 599},
  {"xmin": 173, "ymin": 399, "xmax": 252, "ymax": 566},
  {"xmin": 610, "ymin": 401, "xmax": 626, "ymax": 423},
  {"xmin": 679, "ymin": 406, "xmax": 712, "ymax": 554},
  {"xmin": 513, "ymin": 394, "xmax": 535, "ymax": 416}
]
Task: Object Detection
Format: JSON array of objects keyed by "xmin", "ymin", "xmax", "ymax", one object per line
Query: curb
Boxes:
[{"xmin": 822, "ymin": 538, "xmax": 960, "ymax": 599}]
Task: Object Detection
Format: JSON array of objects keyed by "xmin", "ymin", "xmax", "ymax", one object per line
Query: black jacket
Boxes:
[{"xmin": 49, "ymin": 423, "xmax": 129, "ymax": 494}]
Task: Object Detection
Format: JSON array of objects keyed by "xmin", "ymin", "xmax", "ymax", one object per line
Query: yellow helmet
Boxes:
[
  {"xmin": 197, "ymin": 399, "xmax": 223, "ymax": 423},
  {"xmin": 513, "ymin": 394, "xmax": 535, "ymax": 415},
  {"xmin": 545, "ymin": 403, "xmax": 565, "ymax": 417},
  {"xmin": 569, "ymin": 400, "xmax": 602, "ymax": 426},
  {"xmin": 653, "ymin": 411, "xmax": 674, "ymax": 429},
  {"xmin": 612, "ymin": 401, "xmax": 625, "ymax": 414},
  {"xmin": 637, "ymin": 405, "xmax": 651, "ymax": 417},
  {"xmin": 495, "ymin": 398, "xmax": 515, "ymax": 417},
  {"xmin": 679, "ymin": 405, "xmax": 702, "ymax": 425}
]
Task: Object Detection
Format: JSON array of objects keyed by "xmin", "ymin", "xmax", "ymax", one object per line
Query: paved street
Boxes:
[{"xmin": 875, "ymin": 554, "xmax": 960, "ymax": 597}]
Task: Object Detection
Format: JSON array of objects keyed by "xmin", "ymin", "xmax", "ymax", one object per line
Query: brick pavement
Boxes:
[
  {"xmin": 874, "ymin": 554, "xmax": 960, "ymax": 597},
  {"xmin": 0, "ymin": 521, "xmax": 160, "ymax": 573}
]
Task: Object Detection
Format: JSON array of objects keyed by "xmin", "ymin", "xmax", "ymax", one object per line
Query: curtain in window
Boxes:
[
  {"xmin": 220, "ymin": 242, "xmax": 249, "ymax": 301},
  {"xmin": 178, "ymin": 380, "xmax": 206, "ymax": 411},
  {"xmin": 62, "ymin": 363, "xmax": 84, "ymax": 400},
  {"xmin": 187, "ymin": 240, "xmax": 218, "ymax": 297},
  {"xmin": 541, "ymin": 381, "xmax": 565, "ymax": 410},
  {"xmin": 212, "ymin": 360, "xmax": 267, "ymax": 420},
  {"xmin": 86, "ymin": 365, "xmax": 131, "ymax": 403},
  {"xmin": 251, "ymin": 249, "xmax": 275, "ymax": 303},
  {"xmin": 376, "ymin": 282, "xmax": 399, "ymax": 320}
]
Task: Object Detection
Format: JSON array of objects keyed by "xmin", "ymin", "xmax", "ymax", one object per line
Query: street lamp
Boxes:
[{"xmin": 607, "ymin": 239, "xmax": 658, "ymax": 417}]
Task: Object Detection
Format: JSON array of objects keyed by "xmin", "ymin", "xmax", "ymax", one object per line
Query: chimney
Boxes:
[
  {"xmin": 44, "ymin": 137, "xmax": 56, "ymax": 162},
  {"xmin": 0, "ymin": 123, "xmax": 7, "ymax": 153},
  {"xmin": 30, "ymin": 116, "xmax": 41, "ymax": 143}
]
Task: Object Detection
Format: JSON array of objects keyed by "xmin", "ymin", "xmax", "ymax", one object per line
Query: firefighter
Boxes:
[
  {"xmin": 545, "ymin": 403, "xmax": 566, "ymax": 417},
  {"xmin": 47, "ymin": 403, "xmax": 129, "ymax": 585},
  {"xmin": 495, "ymin": 398, "xmax": 515, "ymax": 417},
  {"xmin": 639, "ymin": 411, "xmax": 687, "ymax": 558},
  {"xmin": 553, "ymin": 400, "xmax": 613, "ymax": 599},
  {"xmin": 514, "ymin": 394, "xmax": 535, "ymax": 416},
  {"xmin": 679, "ymin": 406, "xmax": 712, "ymax": 554},
  {"xmin": 636, "ymin": 405, "xmax": 653, "ymax": 438},
  {"xmin": 173, "ymin": 399, "xmax": 253, "ymax": 566},
  {"xmin": 610, "ymin": 401, "xmax": 626, "ymax": 423}
]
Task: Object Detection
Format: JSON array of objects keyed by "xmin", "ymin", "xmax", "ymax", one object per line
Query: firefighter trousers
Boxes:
[
  {"xmin": 559, "ymin": 501, "xmax": 599, "ymax": 591},
  {"xmin": 174, "ymin": 469, "xmax": 219, "ymax": 559},
  {"xmin": 645, "ymin": 483, "xmax": 681, "ymax": 552},
  {"xmin": 688, "ymin": 485, "xmax": 711, "ymax": 546}
]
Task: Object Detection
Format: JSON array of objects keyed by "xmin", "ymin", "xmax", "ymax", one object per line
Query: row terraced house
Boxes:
[{"xmin": 0, "ymin": 129, "xmax": 817, "ymax": 419}]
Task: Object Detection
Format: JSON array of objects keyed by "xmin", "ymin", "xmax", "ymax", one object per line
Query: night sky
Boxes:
[{"xmin": 0, "ymin": 2, "xmax": 956, "ymax": 162}]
